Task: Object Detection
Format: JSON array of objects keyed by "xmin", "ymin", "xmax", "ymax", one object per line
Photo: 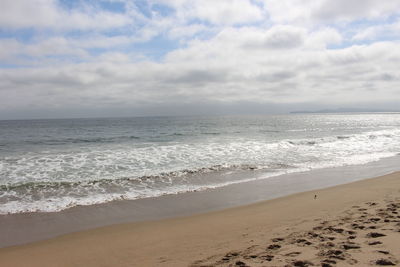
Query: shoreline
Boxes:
[
  {"xmin": 0, "ymin": 155, "xmax": 400, "ymax": 249},
  {"xmin": 0, "ymin": 170, "xmax": 399, "ymax": 266}
]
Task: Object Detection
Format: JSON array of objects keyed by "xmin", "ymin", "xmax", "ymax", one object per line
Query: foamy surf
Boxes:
[{"xmin": 0, "ymin": 115, "xmax": 399, "ymax": 214}]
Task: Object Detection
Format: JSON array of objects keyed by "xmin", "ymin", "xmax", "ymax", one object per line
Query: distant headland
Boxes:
[{"xmin": 290, "ymin": 108, "xmax": 400, "ymax": 114}]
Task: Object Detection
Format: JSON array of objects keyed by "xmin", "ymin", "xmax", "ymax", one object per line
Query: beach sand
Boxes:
[{"xmin": 0, "ymin": 171, "xmax": 399, "ymax": 266}]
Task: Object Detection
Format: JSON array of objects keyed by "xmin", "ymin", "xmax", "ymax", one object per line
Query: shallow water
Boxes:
[{"xmin": 1, "ymin": 113, "xmax": 400, "ymax": 213}]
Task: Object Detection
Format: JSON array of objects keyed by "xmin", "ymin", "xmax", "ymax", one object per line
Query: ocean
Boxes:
[{"xmin": 0, "ymin": 113, "xmax": 399, "ymax": 214}]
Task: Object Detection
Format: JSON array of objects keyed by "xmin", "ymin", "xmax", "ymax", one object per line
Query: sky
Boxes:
[{"xmin": 0, "ymin": 0, "xmax": 400, "ymax": 119}]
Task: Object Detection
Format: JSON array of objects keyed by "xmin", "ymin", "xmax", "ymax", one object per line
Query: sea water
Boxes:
[{"xmin": 0, "ymin": 113, "xmax": 399, "ymax": 214}]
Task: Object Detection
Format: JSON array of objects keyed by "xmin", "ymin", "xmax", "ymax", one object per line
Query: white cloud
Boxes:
[
  {"xmin": 0, "ymin": 39, "xmax": 22, "ymax": 62},
  {"xmin": 154, "ymin": 0, "xmax": 264, "ymax": 25},
  {"xmin": 1, "ymin": 0, "xmax": 400, "ymax": 117},
  {"xmin": 258, "ymin": 0, "xmax": 317, "ymax": 25},
  {"xmin": 1, "ymin": 29, "xmax": 399, "ymax": 113},
  {"xmin": 167, "ymin": 24, "xmax": 209, "ymax": 40},
  {"xmin": 305, "ymin": 28, "xmax": 342, "ymax": 49},
  {"xmin": 0, "ymin": 0, "xmax": 132, "ymax": 30},
  {"xmin": 0, "ymin": 36, "xmax": 136, "ymax": 65},
  {"xmin": 187, "ymin": 0, "xmax": 263, "ymax": 25},
  {"xmin": 352, "ymin": 20, "xmax": 400, "ymax": 41},
  {"xmin": 257, "ymin": 0, "xmax": 400, "ymax": 25},
  {"xmin": 262, "ymin": 25, "xmax": 306, "ymax": 49},
  {"xmin": 0, "ymin": 37, "xmax": 89, "ymax": 66},
  {"xmin": 312, "ymin": 0, "xmax": 400, "ymax": 23}
]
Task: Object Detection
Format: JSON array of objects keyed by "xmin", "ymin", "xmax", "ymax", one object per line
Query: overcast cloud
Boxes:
[{"xmin": 0, "ymin": 0, "xmax": 399, "ymax": 119}]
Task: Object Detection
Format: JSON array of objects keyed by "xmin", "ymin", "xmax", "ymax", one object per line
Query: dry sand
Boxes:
[{"xmin": 0, "ymin": 171, "xmax": 399, "ymax": 267}]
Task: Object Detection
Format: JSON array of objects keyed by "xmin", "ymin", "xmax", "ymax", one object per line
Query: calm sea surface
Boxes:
[{"xmin": 0, "ymin": 114, "xmax": 399, "ymax": 214}]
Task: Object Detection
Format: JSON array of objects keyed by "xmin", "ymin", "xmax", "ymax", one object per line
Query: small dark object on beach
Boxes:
[
  {"xmin": 375, "ymin": 259, "xmax": 395, "ymax": 265},
  {"xmin": 314, "ymin": 194, "xmax": 317, "ymax": 199}
]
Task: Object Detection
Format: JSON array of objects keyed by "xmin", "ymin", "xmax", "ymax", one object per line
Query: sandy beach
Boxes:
[
  {"xmin": 0, "ymin": 171, "xmax": 399, "ymax": 266},
  {"xmin": 2, "ymin": 0, "xmax": 400, "ymax": 266}
]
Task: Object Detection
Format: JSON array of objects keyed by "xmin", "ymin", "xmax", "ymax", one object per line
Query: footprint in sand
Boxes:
[
  {"xmin": 318, "ymin": 249, "xmax": 346, "ymax": 261},
  {"xmin": 318, "ymin": 241, "xmax": 335, "ymax": 249},
  {"xmin": 221, "ymin": 251, "xmax": 239, "ymax": 262},
  {"xmin": 377, "ymin": 250, "xmax": 390, "ymax": 255},
  {"xmin": 321, "ymin": 258, "xmax": 337, "ymax": 266},
  {"xmin": 234, "ymin": 260, "xmax": 249, "ymax": 266},
  {"xmin": 284, "ymin": 251, "xmax": 301, "ymax": 257},
  {"xmin": 267, "ymin": 244, "xmax": 281, "ymax": 250},
  {"xmin": 375, "ymin": 258, "xmax": 396, "ymax": 265},
  {"xmin": 368, "ymin": 241, "xmax": 383, "ymax": 245},
  {"xmin": 291, "ymin": 259, "xmax": 313, "ymax": 266},
  {"xmin": 351, "ymin": 223, "xmax": 365, "ymax": 229},
  {"xmin": 259, "ymin": 254, "xmax": 274, "ymax": 261},
  {"xmin": 341, "ymin": 243, "xmax": 361, "ymax": 250},
  {"xmin": 324, "ymin": 226, "xmax": 345, "ymax": 234},
  {"xmin": 295, "ymin": 238, "xmax": 313, "ymax": 246},
  {"xmin": 367, "ymin": 232, "xmax": 386, "ymax": 238},
  {"xmin": 271, "ymin": 237, "xmax": 285, "ymax": 242}
]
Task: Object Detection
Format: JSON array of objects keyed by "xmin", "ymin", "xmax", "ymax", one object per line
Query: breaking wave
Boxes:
[{"xmin": 1, "ymin": 127, "xmax": 399, "ymax": 214}]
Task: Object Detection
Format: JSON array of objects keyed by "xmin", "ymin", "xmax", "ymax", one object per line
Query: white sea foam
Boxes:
[{"xmin": 1, "ymin": 126, "xmax": 400, "ymax": 214}]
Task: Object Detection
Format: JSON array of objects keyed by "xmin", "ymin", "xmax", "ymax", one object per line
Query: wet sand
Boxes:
[{"xmin": 0, "ymin": 170, "xmax": 399, "ymax": 266}]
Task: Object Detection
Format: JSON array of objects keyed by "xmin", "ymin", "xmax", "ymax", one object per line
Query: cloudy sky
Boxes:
[{"xmin": 1, "ymin": 0, "xmax": 400, "ymax": 119}]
